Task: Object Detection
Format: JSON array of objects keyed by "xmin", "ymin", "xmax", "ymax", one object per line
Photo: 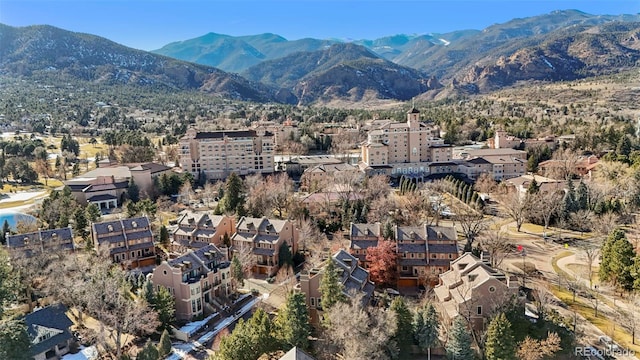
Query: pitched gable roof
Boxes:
[
  {"xmin": 24, "ymin": 304, "xmax": 73, "ymax": 356},
  {"xmin": 279, "ymin": 346, "xmax": 316, "ymax": 360}
]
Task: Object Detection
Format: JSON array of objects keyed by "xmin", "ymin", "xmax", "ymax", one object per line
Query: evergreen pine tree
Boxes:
[
  {"xmin": 575, "ymin": 181, "xmax": 589, "ymax": 211},
  {"xmin": 159, "ymin": 225, "xmax": 170, "ymax": 247},
  {"xmin": 278, "ymin": 242, "xmax": 293, "ymax": 270},
  {"xmin": 275, "ymin": 291, "xmax": 312, "ymax": 349},
  {"xmin": 0, "ymin": 320, "xmax": 31, "ymax": 360},
  {"xmin": 158, "ymin": 329, "xmax": 172, "ymax": 358},
  {"xmin": 72, "ymin": 208, "xmax": 89, "ymax": 241},
  {"xmin": 390, "ymin": 297, "xmax": 414, "ymax": 358},
  {"xmin": 221, "ymin": 172, "xmax": 244, "ymax": 214},
  {"xmin": 446, "ymin": 317, "xmax": 474, "ymax": 360},
  {"xmin": 414, "ymin": 303, "xmax": 439, "ymax": 360},
  {"xmin": 0, "ymin": 220, "xmax": 9, "ymax": 245},
  {"xmin": 153, "ymin": 287, "xmax": 176, "ymax": 332},
  {"xmin": 319, "ymin": 258, "xmax": 346, "ymax": 311},
  {"xmin": 128, "ymin": 177, "xmax": 140, "ymax": 203},
  {"xmin": 137, "ymin": 341, "xmax": 159, "ymax": 360},
  {"xmin": 85, "ymin": 203, "xmax": 102, "ymax": 223},
  {"xmin": 527, "ymin": 178, "xmax": 540, "ymax": 195},
  {"xmin": 231, "ymin": 256, "xmax": 244, "ymax": 287},
  {"xmin": 484, "ymin": 313, "xmax": 516, "ymax": 360}
]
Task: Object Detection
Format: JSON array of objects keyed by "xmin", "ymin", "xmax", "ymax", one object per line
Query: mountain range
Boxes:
[{"xmin": 3, "ymin": 10, "xmax": 640, "ymax": 105}]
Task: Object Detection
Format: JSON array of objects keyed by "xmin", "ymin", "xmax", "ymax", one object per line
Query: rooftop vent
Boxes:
[
  {"xmin": 132, "ymin": 221, "xmax": 137, "ymax": 228},
  {"xmin": 107, "ymin": 225, "xmax": 114, "ymax": 232}
]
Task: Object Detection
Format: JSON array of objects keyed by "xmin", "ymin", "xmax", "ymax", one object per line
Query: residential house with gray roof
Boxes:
[
  {"xmin": 24, "ymin": 303, "xmax": 75, "ymax": 360},
  {"xmin": 91, "ymin": 216, "xmax": 155, "ymax": 269},
  {"xmin": 151, "ymin": 244, "xmax": 231, "ymax": 320}
]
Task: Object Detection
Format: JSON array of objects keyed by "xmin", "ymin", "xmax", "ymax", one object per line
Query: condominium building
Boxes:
[
  {"xmin": 91, "ymin": 216, "xmax": 156, "ymax": 269},
  {"xmin": 179, "ymin": 127, "xmax": 275, "ymax": 180},
  {"xmin": 434, "ymin": 253, "xmax": 519, "ymax": 330},
  {"xmin": 360, "ymin": 108, "xmax": 451, "ymax": 176},
  {"xmin": 230, "ymin": 217, "xmax": 299, "ymax": 276},
  {"xmin": 6, "ymin": 227, "xmax": 75, "ymax": 258},
  {"xmin": 151, "ymin": 244, "xmax": 231, "ymax": 321},
  {"xmin": 172, "ymin": 211, "xmax": 235, "ymax": 250},
  {"xmin": 349, "ymin": 222, "xmax": 459, "ymax": 288}
]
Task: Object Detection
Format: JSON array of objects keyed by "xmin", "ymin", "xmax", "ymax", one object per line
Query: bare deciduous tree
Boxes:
[
  {"xmin": 579, "ymin": 244, "xmax": 599, "ymax": 289},
  {"xmin": 451, "ymin": 202, "xmax": 487, "ymax": 252},
  {"xmin": 477, "ymin": 228, "xmax": 511, "ymax": 268},
  {"xmin": 517, "ymin": 332, "xmax": 561, "ymax": 360},
  {"xmin": 528, "ymin": 190, "xmax": 564, "ymax": 234},
  {"xmin": 498, "ymin": 191, "xmax": 528, "ymax": 232},
  {"xmin": 474, "ymin": 172, "xmax": 498, "ymax": 194},
  {"xmin": 324, "ymin": 292, "xmax": 398, "ymax": 360}
]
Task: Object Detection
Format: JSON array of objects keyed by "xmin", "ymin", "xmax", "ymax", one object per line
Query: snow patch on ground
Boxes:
[
  {"xmin": 167, "ymin": 295, "xmax": 259, "ymax": 360},
  {"xmin": 439, "ymin": 38, "xmax": 451, "ymax": 46},
  {"xmin": 541, "ymin": 56, "xmax": 555, "ymax": 69},
  {"xmin": 61, "ymin": 346, "xmax": 98, "ymax": 360}
]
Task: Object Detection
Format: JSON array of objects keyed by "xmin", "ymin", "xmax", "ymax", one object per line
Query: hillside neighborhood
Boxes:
[
  {"xmin": 0, "ymin": 104, "xmax": 638, "ymax": 360},
  {"xmin": 4, "ymin": 6, "xmax": 640, "ymax": 360}
]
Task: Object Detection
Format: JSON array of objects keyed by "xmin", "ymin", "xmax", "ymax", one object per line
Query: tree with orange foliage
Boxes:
[{"xmin": 366, "ymin": 239, "xmax": 398, "ymax": 287}]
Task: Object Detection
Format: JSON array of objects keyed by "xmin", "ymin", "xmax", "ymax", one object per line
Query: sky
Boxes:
[{"xmin": 1, "ymin": 0, "xmax": 639, "ymax": 51}]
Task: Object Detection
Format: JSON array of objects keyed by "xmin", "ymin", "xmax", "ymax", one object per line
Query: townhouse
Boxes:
[
  {"xmin": 349, "ymin": 222, "xmax": 459, "ymax": 287},
  {"xmin": 172, "ymin": 211, "xmax": 235, "ymax": 250},
  {"xmin": 231, "ymin": 216, "xmax": 299, "ymax": 276},
  {"xmin": 434, "ymin": 253, "xmax": 519, "ymax": 330},
  {"xmin": 151, "ymin": 244, "xmax": 231, "ymax": 321},
  {"xmin": 91, "ymin": 216, "xmax": 156, "ymax": 269},
  {"xmin": 6, "ymin": 227, "xmax": 74, "ymax": 258}
]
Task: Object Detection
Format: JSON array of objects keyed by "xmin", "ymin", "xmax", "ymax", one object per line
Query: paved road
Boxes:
[{"xmin": 168, "ymin": 296, "xmax": 261, "ymax": 360}]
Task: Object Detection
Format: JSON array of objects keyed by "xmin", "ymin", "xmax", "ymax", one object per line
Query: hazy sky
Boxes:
[{"xmin": 1, "ymin": 0, "xmax": 638, "ymax": 51}]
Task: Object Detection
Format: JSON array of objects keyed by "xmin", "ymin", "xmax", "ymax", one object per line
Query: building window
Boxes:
[
  {"xmin": 310, "ymin": 298, "xmax": 315, "ymax": 306},
  {"xmin": 477, "ymin": 306, "xmax": 482, "ymax": 315}
]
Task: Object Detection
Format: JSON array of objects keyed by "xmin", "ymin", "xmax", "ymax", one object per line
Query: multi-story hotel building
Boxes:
[
  {"xmin": 179, "ymin": 127, "xmax": 275, "ymax": 180},
  {"xmin": 361, "ymin": 108, "xmax": 452, "ymax": 176}
]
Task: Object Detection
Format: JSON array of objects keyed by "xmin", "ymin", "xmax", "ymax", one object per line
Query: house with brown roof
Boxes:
[
  {"xmin": 298, "ymin": 250, "xmax": 375, "ymax": 325},
  {"xmin": 151, "ymin": 244, "xmax": 231, "ymax": 321},
  {"xmin": 231, "ymin": 217, "xmax": 299, "ymax": 276},
  {"xmin": 91, "ymin": 216, "xmax": 156, "ymax": 269},
  {"xmin": 6, "ymin": 227, "xmax": 74, "ymax": 258},
  {"xmin": 65, "ymin": 161, "xmax": 172, "ymax": 209},
  {"xmin": 172, "ymin": 211, "xmax": 235, "ymax": 251},
  {"xmin": 434, "ymin": 253, "xmax": 519, "ymax": 330}
]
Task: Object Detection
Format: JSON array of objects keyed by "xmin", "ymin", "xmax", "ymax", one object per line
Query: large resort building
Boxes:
[
  {"xmin": 360, "ymin": 108, "xmax": 451, "ymax": 177},
  {"xmin": 179, "ymin": 127, "xmax": 275, "ymax": 180}
]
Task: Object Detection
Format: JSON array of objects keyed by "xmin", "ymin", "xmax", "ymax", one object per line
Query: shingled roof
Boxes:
[{"xmin": 24, "ymin": 304, "xmax": 74, "ymax": 357}]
